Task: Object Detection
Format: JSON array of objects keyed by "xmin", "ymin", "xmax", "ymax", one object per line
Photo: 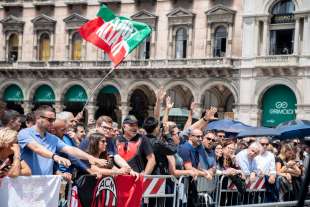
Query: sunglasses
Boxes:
[
  {"xmin": 99, "ymin": 139, "xmax": 107, "ymax": 144},
  {"xmin": 204, "ymin": 137, "xmax": 215, "ymax": 142},
  {"xmin": 260, "ymin": 143, "xmax": 269, "ymax": 146},
  {"xmin": 40, "ymin": 116, "xmax": 56, "ymax": 123}
]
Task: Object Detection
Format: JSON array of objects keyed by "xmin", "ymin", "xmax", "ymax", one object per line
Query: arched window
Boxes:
[
  {"xmin": 175, "ymin": 28, "xmax": 187, "ymax": 59},
  {"xmin": 271, "ymin": 0, "xmax": 295, "ymax": 16},
  {"xmin": 214, "ymin": 26, "xmax": 227, "ymax": 57},
  {"xmin": 138, "ymin": 37, "xmax": 151, "ymax": 59},
  {"xmin": 39, "ymin": 33, "xmax": 50, "ymax": 61},
  {"xmin": 71, "ymin": 32, "xmax": 82, "ymax": 60},
  {"xmin": 8, "ymin": 34, "xmax": 18, "ymax": 62},
  {"xmin": 270, "ymin": 0, "xmax": 295, "ymax": 55}
]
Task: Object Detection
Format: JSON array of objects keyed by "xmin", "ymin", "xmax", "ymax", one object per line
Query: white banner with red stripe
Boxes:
[
  {"xmin": 227, "ymin": 177, "xmax": 265, "ymax": 190},
  {"xmin": 143, "ymin": 177, "xmax": 166, "ymax": 196},
  {"xmin": 0, "ymin": 175, "xmax": 62, "ymax": 207}
]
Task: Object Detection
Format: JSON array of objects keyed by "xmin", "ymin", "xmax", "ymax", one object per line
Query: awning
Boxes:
[
  {"xmin": 100, "ymin": 85, "xmax": 119, "ymax": 94},
  {"xmin": 33, "ymin": 85, "xmax": 55, "ymax": 103},
  {"xmin": 3, "ymin": 84, "xmax": 24, "ymax": 102},
  {"xmin": 65, "ymin": 85, "xmax": 87, "ymax": 103}
]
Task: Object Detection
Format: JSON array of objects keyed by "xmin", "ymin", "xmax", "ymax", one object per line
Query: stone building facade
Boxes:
[{"xmin": 0, "ymin": 0, "xmax": 309, "ymax": 127}]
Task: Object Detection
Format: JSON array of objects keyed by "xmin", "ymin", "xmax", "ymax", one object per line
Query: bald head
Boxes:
[{"xmin": 53, "ymin": 119, "xmax": 66, "ymax": 138}]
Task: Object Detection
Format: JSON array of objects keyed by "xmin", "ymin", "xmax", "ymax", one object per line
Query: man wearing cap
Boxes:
[{"xmin": 115, "ymin": 115, "xmax": 156, "ymax": 174}]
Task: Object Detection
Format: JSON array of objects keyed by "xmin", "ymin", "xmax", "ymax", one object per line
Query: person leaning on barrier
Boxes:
[
  {"xmin": 143, "ymin": 116, "xmax": 177, "ymax": 175},
  {"xmin": 0, "ymin": 128, "xmax": 31, "ymax": 177},
  {"xmin": 86, "ymin": 133, "xmax": 131, "ymax": 177},
  {"xmin": 276, "ymin": 142, "xmax": 302, "ymax": 201},
  {"xmin": 79, "ymin": 115, "xmax": 137, "ymax": 176},
  {"xmin": 255, "ymin": 137, "xmax": 278, "ymax": 202},
  {"xmin": 115, "ymin": 115, "xmax": 156, "ymax": 175},
  {"xmin": 236, "ymin": 141, "xmax": 261, "ymax": 183},
  {"xmin": 18, "ymin": 105, "xmax": 108, "ymax": 175}
]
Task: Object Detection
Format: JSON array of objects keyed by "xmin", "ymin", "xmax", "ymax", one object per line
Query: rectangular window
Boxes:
[{"xmin": 270, "ymin": 29, "xmax": 294, "ymax": 55}]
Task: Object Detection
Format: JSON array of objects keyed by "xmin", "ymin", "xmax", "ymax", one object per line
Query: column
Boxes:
[
  {"xmin": 188, "ymin": 26, "xmax": 192, "ymax": 58},
  {"xmin": 53, "ymin": 101, "xmax": 64, "ymax": 114},
  {"xmin": 65, "ymin": 31, "xmax": 70, "ymax": 60},
  {"xmin": 119, "ymin": 102, "xmax": 131, "ymax": 123},
  {"xmin": 18, "ymin": 32, "xmax": 22, "ymax": 61},
  {"xmin": 303, "ymin": 16, "xmax": 310, "ymax": 55},
  {"xmin": 262, "ymin": 18, "xmax": 269, "ymax": 56},
  {"xmin": 207, "ymin": 24, "xmax": 212, "ymax": 57},
  {"xmin": 50, "ymin": 32, "xmax": 54, "ymax": 60},
  {"xmin": 85, "ymin": 102, "xmax": 98, "ymax": 124},
  {"xmin": 22, "ymin": 101, "xmax": 33, "ymax": 114},
  {"xmin": 227, "ymin": 23, "xmax": 233, "ymax": 57},
  {"xmin": 294, "ymin": 17, "xmax": 300, "ymax": 55},
  {"xmin": 253, "ymin": 19, "xmax": 259, "ymax": 56}
]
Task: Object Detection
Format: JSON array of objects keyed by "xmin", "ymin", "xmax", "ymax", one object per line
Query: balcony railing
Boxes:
[
  {"xmin": 33, "ymin": 0, "xmax": 55, "ymax": 6},
  {"xmin": 242, "ymin": 55, "xmax": 300, "ymax": 68},
  {"xmin": 0, "ymin": 58, "xmax": 237, "ymax": 70},
  {"xmin": 2, "ymin": 0, "xmax": 23, "ymax": 7},
  {"xmin": 64, "ymin": 0, "xmax": 88, "ymax": 5}
]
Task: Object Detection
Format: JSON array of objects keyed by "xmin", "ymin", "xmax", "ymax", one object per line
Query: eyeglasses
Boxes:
[
  {"xmin": 217, "ymin": 135, "xmax": 225, "ymax": 138},
  {"xmin": 100, "ymin": 125, "xmax": 113, "ymax": 131},
  {"xmin": 40, "ymin": 116, "xmax": 56, "ymax": 123},
  {"xmin": 204, "ymin": 137, "xmax": 215, "ymax": 142},
  {"xmin": 99, "ymin": 139, "xmax": 106, "ymax": 144},
  {"xmin": 260, "ymin": 143, "xmax": 269, "ymax": 146},
  {"xmin": 192, "ymin": 134, "xmax": 203, "ymax": 139}
]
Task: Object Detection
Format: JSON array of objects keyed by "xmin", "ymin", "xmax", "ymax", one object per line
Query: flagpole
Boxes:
[{"xmin": 82, "ymin": 65, "xmax": 116, "ymax": 113}]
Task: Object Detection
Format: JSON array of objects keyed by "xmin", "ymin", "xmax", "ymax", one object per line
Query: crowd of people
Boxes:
[{"xmin": 0, "ymin": 88, "xmax": 309, "ymax": 206}]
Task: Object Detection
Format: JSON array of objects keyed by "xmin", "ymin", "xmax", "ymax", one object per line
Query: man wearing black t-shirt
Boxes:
[{"xmin": 116, "ymin": 115, "xmax": 156, "ymax": 174}]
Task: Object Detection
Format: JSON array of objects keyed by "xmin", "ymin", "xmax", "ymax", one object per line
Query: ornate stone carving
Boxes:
[
  {"xmin": 206, "ymin": 4, "xmax": 236, "ymax": 24},
  {"xmin": 167, "ymin": 7, "xmax": 195, "ymax": 26},
  {"xmin": 31, "ymin": 14, "xmax": 56, "ymax": 33},
  {"xmin": 131, "ymin": 10, "xmax": 158, "ymax": 30},
  {"xmin": 63, "ymin": 13, "xmax": 88, "ymax": 30},
  {"xmin": 0, "ymin": 15, "xmax": 25, "ymax": 33}
]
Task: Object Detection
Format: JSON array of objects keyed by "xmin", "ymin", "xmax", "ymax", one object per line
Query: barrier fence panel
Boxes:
[
  {"xmin": 0, "ymin": 175, "xmax": 63, "ymax": 207},
  {"xmin": 218, "ymin": 176, "xmax": 267, "ymax": 206},
  {"xmin": 197, "ymin": 176, "xmax": 220, "ymax": 207},
  {"xmin": 142, "ymin": 175, "xmax": 179, "ymax": 207}
]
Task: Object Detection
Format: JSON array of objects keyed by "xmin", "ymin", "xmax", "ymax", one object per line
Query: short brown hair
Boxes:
[
  {"xmin": 96, "ymin": 115, "xmax": 113, "ymax": 127},
  {"xmin": 34, "ymin": 105, "xmax": 55, "ymax": 118}
]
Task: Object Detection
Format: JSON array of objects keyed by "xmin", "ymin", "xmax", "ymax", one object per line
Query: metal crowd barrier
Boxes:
[
  {"xmin": 218, "ymin": 175, "xmax": 267, "ymax": 206},
  {"xmin": 60, "ymin": 174, "xmax": 308, "ymax": 207},
  {"xmin": 142, "ymin": 175, "xmax": 179, "ymax": 207}
]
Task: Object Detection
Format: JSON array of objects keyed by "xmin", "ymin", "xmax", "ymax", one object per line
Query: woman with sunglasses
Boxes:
[
  {"xmin": 86, "ymin": 133, "xmax": 130, "ymax": 176},
  {"xmin": 0, "ymin": 128, "xmax": 31, "ymax": 178}
]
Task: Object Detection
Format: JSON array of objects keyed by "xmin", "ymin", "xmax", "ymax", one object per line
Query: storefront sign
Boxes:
[{"xmin": 262, "ymin": 85, "xmax": 296, "ymax": 127}]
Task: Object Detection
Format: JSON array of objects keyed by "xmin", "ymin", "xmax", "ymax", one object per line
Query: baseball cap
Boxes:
[{"xmin": 123, "ymin": 115, "xmax": 138, "ymax": 124}]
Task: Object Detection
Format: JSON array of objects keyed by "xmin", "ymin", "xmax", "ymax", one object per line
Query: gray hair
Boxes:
[
  {"xmin": 259, "ymin": 137, "xmax": 270, "ymax": 142},
  {"xmin": 249, "ymin": 141, "xmax": 262, "ymax": 151},
  {"xmin": 56, "ymin": 111, "xmax": 74, "ymax": 122},
  {"xmin": 112, "ymin": 122, "xmax": 118, "ymax": 129}
]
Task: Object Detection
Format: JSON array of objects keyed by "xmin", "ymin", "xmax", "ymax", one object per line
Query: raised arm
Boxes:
[
  {"xmin": 154, "ymin": 87, "xmax": 166, "ymax": 120},
  {"xmin": 183, "ymin": 102, "xmax": 196, "ymax": 130}
]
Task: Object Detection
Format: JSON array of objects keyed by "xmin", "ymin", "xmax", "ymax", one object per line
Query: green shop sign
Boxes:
[{"xmin": 262, "ymin": 85, "xmax": 296, "ymax": 127}]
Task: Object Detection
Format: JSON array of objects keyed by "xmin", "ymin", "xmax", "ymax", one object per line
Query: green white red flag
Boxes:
[{"xmin": 79, "ymin": 5, "xmax": 152, "ymax": 67}]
